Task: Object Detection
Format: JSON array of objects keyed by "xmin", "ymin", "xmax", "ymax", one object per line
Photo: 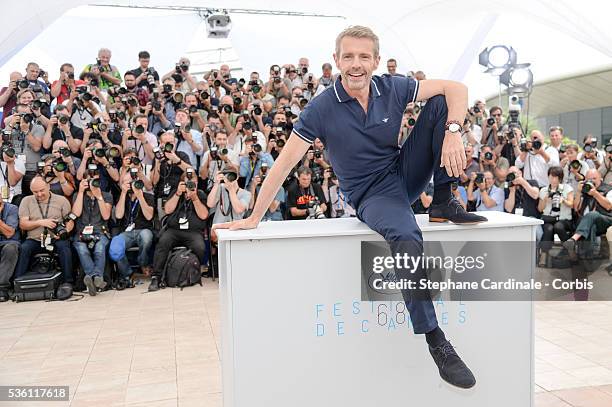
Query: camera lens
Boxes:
[
  {"xmin": 484, "ymin": 152, "xmax": 493, "ymax": 161},
  {"xmin": 225, "ymin": 172, "xmax": 237, "ymax": 182},
  {"xmin": 223, "ymin": 105, "xmax": 232, "ymax": 114},
  {"xmin": 214, "ymin": 79, "xmax": 221, "ymax": 87},
  {"xmin": 487, "ymin": 118, "xmax": 495, "ymax": 126},
  {"xmin": 532, "ymin": 140, "xmax": 542, "ymax": 151},
  {"xmin": 584, "ymin": 144, "xmax": 593, "ymax": 152},
  {"xmin": 90, "ymin": 178, "xmax": 101, "ymax": 188},
  {"xmin": 408, "ymin": 118, "xmax": 416, "ymax": 126},
  {"xmin": 253, "ymin": 144, "xmax": 262, "ymax": 153},
  {"xmin": 164, "ymin": 142, "xmax": 174, "ymax": 153},
  {"xmin": 135, "ymin": 125, "xmax": 145, "ymax": 134},
  {"xmin": 570, "ymin": 160, "xmax": 582, "ymax": 170},
  {"xmin": 189, "ymin": 105, "xmax": 198, "ymax": 113},
  {"xmin": 59, "ymin": 116, "xmax": 68, "ymax": 125},
  {"xmin": 132, "ymin": 180, "xmax": 144, "ymax": 190},
  {"xmin": 253, "ymin": 106, "xmax": 262, "ymax": 115}
]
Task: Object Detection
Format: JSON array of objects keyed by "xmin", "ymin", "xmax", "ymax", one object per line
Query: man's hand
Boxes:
[
  {"xmin": 441, "ymin": 133, "xmax": 466, "ymax": 177},
  {"xmin": 213, "ymin": 216, "xmax": 259, "ymax": 232},
  {"xmin": 39, "ymin": 219, "xmax": 57, "ymax": 229}
]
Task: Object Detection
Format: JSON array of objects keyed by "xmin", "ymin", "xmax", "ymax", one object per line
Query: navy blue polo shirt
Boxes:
[{"xmin": 293, "ymin": 74, "xmax": 419, "ymax": 208}]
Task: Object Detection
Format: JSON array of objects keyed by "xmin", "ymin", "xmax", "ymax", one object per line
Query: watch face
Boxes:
[{"xmin": 448, "ymin": 123, "xmax": 461, "ymax": 133}]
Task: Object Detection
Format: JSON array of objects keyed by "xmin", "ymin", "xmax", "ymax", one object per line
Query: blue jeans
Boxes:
[
  {"xmin": 73, "ymin": 235, "xmax": 109, "ymax": 278},
  {"xmin": 356, "ymin": 95, "xmax": 455, "ymax": 335},
  {"xmin": 115, "ymin": 229, "xmax": 154, "ymax": 278},
  {"xmin": 14, "ymin": 239, "xmax": 73, "ymax": 283}
]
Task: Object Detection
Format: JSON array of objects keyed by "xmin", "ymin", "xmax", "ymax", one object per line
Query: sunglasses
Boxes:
[{"xmin": 491, "ymin": 113, "xmax": 502, "ymax": 117}]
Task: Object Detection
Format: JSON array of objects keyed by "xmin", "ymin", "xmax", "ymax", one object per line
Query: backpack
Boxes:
[{"xmin": 162, "ymin": 248, "xmax": 202, "ymax": 289}]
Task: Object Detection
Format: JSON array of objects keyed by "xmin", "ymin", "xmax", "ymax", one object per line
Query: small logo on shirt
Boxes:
[{"xmin": 382, "ymin": 117, "xmax": 389, "ymax": 123}]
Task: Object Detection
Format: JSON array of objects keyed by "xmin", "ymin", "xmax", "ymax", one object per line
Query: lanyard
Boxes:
[
  {"xmin": 0, "ymin": 163, "xmax": 8, "ymax": 184},
  {"xmin": 36, "ymin": 195, "xmax": 52, "ymax": 220},
  {"xmin": 127, "ymin": 198, "xmax": 140, "ymax": 224}
]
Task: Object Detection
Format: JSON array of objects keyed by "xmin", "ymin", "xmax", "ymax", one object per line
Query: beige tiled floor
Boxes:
[{"xmin": 1, "ymin": 281, "xmax": 612, "ymax": 406}]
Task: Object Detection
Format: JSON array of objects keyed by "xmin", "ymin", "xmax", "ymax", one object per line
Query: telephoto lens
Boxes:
[
  {"xmin": 163, "ymin": 143, "xmax": 174, "ymax": 153},
  {"xmin": 253, "ymin": 106, "xmax": 262, "ymax": 116},
  {"xmin": 223, "ymin": 105, "xmax": 232, "ymax": 114},
  {"xmin": 506, "ymin": 172, "xmax": 516, "ymax": 183},
  {"xmin": 53, "ymin": 159, "xmax": 67, "ymax": 172},
  {"xmin": 582, "ymin": 181, "xmax": 594, "ymax": 194},
  {"xmin": 94, "ymin": 148, "xmax": 107, "ymax": 158}
]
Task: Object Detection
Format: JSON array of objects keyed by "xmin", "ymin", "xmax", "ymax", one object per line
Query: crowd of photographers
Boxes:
[
  {"xmin": 413, "ymin": 100, "xmax": 612, "ymax": 266},
  {"xmin": 0, "ymin": 49, "xmax": 347, "ymax": 299},
  {"xmin": 0, "ymin": 49, "xmax": 609, "ymax": 300}
]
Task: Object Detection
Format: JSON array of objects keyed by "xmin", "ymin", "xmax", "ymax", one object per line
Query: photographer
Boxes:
[
  {"xmin": 538, "ymin": 166, "xmax": 574, "ymax": 252},
  {"xmin": 598, "ymin": 142, "xmax": 612, "ymax": 185},
  {"xmin": 208, "ymin": 170, "xmax": 251, "ymax": 229},
  {"xmin": 0, "ymin": 137, "xmax": 25, "ymax": 203},
  {"xmin": 503, "ymin": 166, "xmax": 540, "ymax": 217},
  {"xmin": 40, "ymin": 153, "xmax": 75, "ymax": 198},
  {"xmin": 0, "ymin": 198, "xmax": 19, "ymax": 302},
  {"xmin": 149, "ymin": 170, "xmax": 208, "ymax": 292},
  {"xmin": 77, "ymin": 139, "xmax": 120, "ymax": 191},
  {"xmin": 249, "ymin": 172, "xmax": 284, "ymax": 221},
  {"xmin": 560, "ymin": 144, "xmax": 588, "ymax": 192},
  {"xmin": 161, "ymin": 57, "xmax": 197, "ymax": 92},
  {"xmin": 174, "ymin": 109, "xmax": 206, "ymax": 167},
  {"xmin": 147, "ymin": 79, "xmax": 176, "ymax": 135},
  {"xmin": 24, "ymin": 63, "xmax": 50, "ymax": 96},
  {"xmin": 239, "ymin": 136, "xmax": 275, "ymax": 190},
  {"xmin": 50, "ymin": 63, "xmax": 84, "ymax": 105},
  {"xmin": 467, "ymin": 170, "xmax": 504, "ymax": 212},
  {"xmin": 66, "ymin": 84, "xmax": 103, "ymax": 130},
  {"xmin": 493, "ymin": 124, "xmax": 522, "ymax": 166},
  {"xmin": 564, "ymin": 169, "xmax": 612, "ymax": 259},
  {"xmin": 462, "ymin": 115, "xmax": 482, "ymax": 154},
  {"xmin": 122, "ymin": 114, "xmax": 157, "ymax": 166},
  {"xmin": 114, "ymin": 172, "xmax": 155, "ymax": 282},
  {"xmin": 43, "ymin": 104, "xmax": 84, "ymax": 155},
  {"xmin": 71, "ymin": 168, "xmax": 112, "ymax": 296},
  {"xmin": 150, "ymin": 131, "xmax": 191, "ymax": 214},
  {"xmin": 5, "ymin": 103, "xmax": 44, "ymax": 195},
  {"xmin": 459, "ymin": 144, "xmax": 479, "ymax": 183},
  {"xmin": 479, "ymin": 145, "xmax": 509, "ymax": 187},
  {"xmin": 199, "ymin": 129, "xmax": 239, "ymax": 189},
  {"xmin": 130, "ymin": 51, "xmax": 159, "ymax": 89},
  {"xmin": 119, "ymin": 148, "xmax": 153, "ymax": 192},
  {"xmin": 322, "ymin": 167, "xmax": 355, "ymax": 218},
  {"xmin": 286, "ymin": 166, "xmax": 327, "ymax": 220},
  {"xmin": 0, "ymin": 72, "xmax": 25, "ymax": 128},
  {"xmin": 81, "ymin": 48, "xmax": 122, "ymax": 90},
  {"xmin": 579, "ymin": 135, "xmax": 603, "ymax": 169},
  {"xmin": 481, "ymin": 106, "xmax": 503, "ymax": 148},
  {"xmin": 515, "ymin": 130, "xmax": 559, "ymax": 188},
  {"xmin": 14, "ymin": 176, "xmax": 73, "ymax": 284},
  {"xmin": 184, "ymin": 92, "xmax": 208, "ymax": 132},
  {"xmin": 318, "ymin": 62, "xmax": 335, "ymax": 91},
  {"xmin": 265, "ymin": 65, "xmax": 290, "ymax": 99}
]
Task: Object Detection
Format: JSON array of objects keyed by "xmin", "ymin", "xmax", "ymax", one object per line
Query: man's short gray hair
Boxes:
[{"xmin": 335, "ymin": 25, "xmax": 380, "ymax": 57}]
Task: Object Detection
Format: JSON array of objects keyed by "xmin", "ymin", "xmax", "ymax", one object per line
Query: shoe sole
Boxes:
[
  {"xmin": 429, "ymin": 217, "xmax": 487, "ymax": 225},
  {"xmin": 84, "ymin": 276, "xmax": 96, "ymax": 297}
]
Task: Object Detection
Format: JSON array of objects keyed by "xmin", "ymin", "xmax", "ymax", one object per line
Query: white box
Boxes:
[{"xmin": 217, "ymin": 211, "xmax": 541, "ymax": 406}]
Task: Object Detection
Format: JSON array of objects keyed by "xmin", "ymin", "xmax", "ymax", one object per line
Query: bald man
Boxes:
[{"xmin": 15, "ymin": 176, "xmax": 74, "ymax": 283}]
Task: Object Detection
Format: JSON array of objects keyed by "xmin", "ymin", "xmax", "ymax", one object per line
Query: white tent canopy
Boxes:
[{"xmin": 2, "ymin": 0, "xmax": 612, "ymax": 110}]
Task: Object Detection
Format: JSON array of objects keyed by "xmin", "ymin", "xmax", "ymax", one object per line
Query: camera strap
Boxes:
[
  {"xmin": 127, "ymin": 198, "xmax": 140, "ymax": 225},
  {"xmin": 36, "ymin": 195, "xmax": 52, "ymax": 237},
  {"xmin": 0, "ymin": 163, "xmax": 8, "ymax": 185},
  {"xmin": 219, "ymin": 186, "xmax": 234, "ymax": 219}
]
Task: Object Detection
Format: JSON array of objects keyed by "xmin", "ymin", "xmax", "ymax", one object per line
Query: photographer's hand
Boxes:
[{"xmin": 39, "ymin": 219, "xmax": 57, "ymax": 229}]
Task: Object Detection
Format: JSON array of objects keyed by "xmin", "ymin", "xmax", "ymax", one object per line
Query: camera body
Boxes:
[
  {"xmin": 475, "ymin": 172, "xmax": 484, "ymax": 184},
  {"xmin": 307, "ymin": 197, "xmax": 326, "ymax": 220},
  {"xmin": 582, "ymin": 181, "xmax": 595, "ymax": 195}
]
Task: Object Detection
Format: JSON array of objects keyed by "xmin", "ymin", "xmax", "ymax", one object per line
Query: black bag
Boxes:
[
  {"xmin": 12, "ymin": 272, "xmax": 61, "ymax": 302},
  {"xmin": 162, "ymin": 248, "xmax": 202, "ymax": 289}
]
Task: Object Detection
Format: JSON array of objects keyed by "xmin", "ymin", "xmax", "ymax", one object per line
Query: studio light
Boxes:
[
  {"xmin": 478, "ymin": 45, "xmax": 517, "ymax": 75},
  {"xmin": 500, "ymin": 63, "xmax": 533, "ymax": 95},
  {"xmin": 206, "ymin": 11, "xmax": 232, "ymax": 38}
]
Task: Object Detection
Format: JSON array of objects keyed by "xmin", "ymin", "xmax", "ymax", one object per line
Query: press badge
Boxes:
[
  {"xmin": 515, "ymin": 208, "xmax": 524, "ymax": 216},
  {"xmin": 44, "ymin": 234, "xmax": 53, "ymax": 251},
  {"xmin": 163, "ymin": 183, "xmax": 171, "ymax": 196},
  {"xmin": 0, "ymin": 186, "xmax": 8, "ymax": 200},
  {"xmin": 125, "ymin": 223, "xmax": 135, "ymax": 232},
  {"xmin": 83, "ymin": 225, "xmax": 94, "ymax": 235},
  {"xmin": 179, "ymin": 217, "xmax": 189, "ymax": 230}
]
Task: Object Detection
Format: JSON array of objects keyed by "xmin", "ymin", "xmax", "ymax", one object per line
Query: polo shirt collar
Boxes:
[{"xmin": 333, "ymin": 75, "xmax": 381, "ymax": 103}]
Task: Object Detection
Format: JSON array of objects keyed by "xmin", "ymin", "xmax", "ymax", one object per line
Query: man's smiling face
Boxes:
[{"xmin": 334, "ymin": 36, "xmax": 380, "ymax": 92}]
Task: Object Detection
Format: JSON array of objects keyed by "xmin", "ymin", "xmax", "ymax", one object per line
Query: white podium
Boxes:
[{"xmin": 217, "ymin": 212, "xmax": 541, "ymax": 407}]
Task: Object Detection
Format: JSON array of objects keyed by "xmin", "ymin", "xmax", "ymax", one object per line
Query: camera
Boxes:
[
  {"xmin": 130, "ymin": 156, "xmax": 141, "ymax": 166},
  {"xmin": 314, "ymin": 150, "xmax": 323, "ymax": 159},
  {"xmin": 253, "ymin": 106, "xmax": 262, "ymax": 116},
  {"xmin": 89, "ymin": 178, "xmax": 101, "ymax": 189},
  {"xmin": 252, "ymin": 143, "xmax": 262, "ymax": 153},
  {"xmin": 549, "ymin": 189, "xmax": 562, "ymax": 212},
  {"xmin": 185, "ymin": 180, "xmax": 196, "ymax": 190},
  {"xmin": 582, "ymin": 181, "xmax": 594, "ymax": 194},
  {"xmin": 36, "ymin": 161, "xmax": 46, "ymax": 175},
  {"xmin": 153, "ymin": 147, "xmax": 163, "ymax": 161},
  {"xmin": 506, "ymin": 172, "xmax": 516, "ymax": 183},
  {"xmin": 243, "ymin": 121, "xmax": 252, "ymax": 131},
  {"xmin": 152, "ymin": 101, "xmax": 162, "ymax": 111},
  {"xmin": 222, "ymin": 105, "xmax": 232, "ymax": 114},
  {"xmin": 19, "ymin": 112, "xmax": 34, "ymax": 124},
  {"xmin": 276, "ymin": 139, "xmax": 286, "ymax": 148},
  {"xmin": 570, "ymin": 160, "xmax": 582, "ymax": 170},
  {"xmin": 408, "ymin": 118, "xmax": 416, "ymax": 126},
  {"xmin": 172, "ymin": 92, "xmax": 184, "ymax": 104},
  {"xmin": 131, "ymin": 179, "xmax": 144, "ymax": 190},
  {"xmin": 559, "ymin": 144, "xmax": 567, "ymax": 154},
  {"xmin": 475, "ymin": 172, "xmax": 484, "ymax": 184},
  {"xmin": 605, "ymin": 144, "xmax": 612, "ymax": 154},
  {"xmin": 188, "ymin": 105, "xmax": 198, "ymax": 114},
  {"xmin": 584, "ymin": 144, "xmax": 594, "ymax": 153},
  {"xmin": 162, "ymin": 84, "xmax": 173, "ymax": 93},
  {"xmin": 233, "ymin": 97, "xmax": 242, "ymax": 106},
  {"xmin": 483, "ymin": 151, "xmax": 493, "ymax": 161},
  {"xmin": 307, "ymin": 198, "xmax": 326, "ymax": 220},
  {"xmin": 17, "ymin": 79, "xmax": 29, "ymax": 90},
  {"xmin": 87, "ymin": 163, "xmax": 99, "ymax": 178},
  {"xmin": 2, "ymin": 144, "xmax": 15, "ymax": 158},
  {"xmin": 532, "ymin": 140, "xmax": 542, "ymax": 151},
  {"xmin": 199, "ymin": 90, "xmax": 209, "ymax": 100},
  {"xmin": 80, "ymin": 232, "xmax": 100, "ymax": 250},
  {"xmin": 58, "ymin": 115, "xmax": 69, "ymax": 125},
  {"xmin": 163, "ymin": 142, "xmax": 174, "ymax": 153},
  {"xmin": 53, "ymin": 159, "xmax": 67, "ymax": 172},
  {"xmin": 487, "ymin": 118, "xmax": 495, "ymax": 126},
  {"xmin": 519, "ymin": 138, "xmax": 529, "ymax": 152},
  {"xmin": 134, "ymin": 124, "xmax": 145, "ymax": 135}
]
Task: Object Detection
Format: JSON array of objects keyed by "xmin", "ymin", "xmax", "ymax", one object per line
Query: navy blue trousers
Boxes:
[{"xmin": 357, "ymin": 95, "xmax": 457, "ymax": 334}]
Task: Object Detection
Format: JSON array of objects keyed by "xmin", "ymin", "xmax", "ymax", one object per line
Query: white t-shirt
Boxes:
[
  {"xmin": 539, "ymin": 184, "xmax": 573, "ymax": 220},
  {"xmin": 0, "ymin": 158, "xmax": 25, "ymax": 202},
  {"xmin": 124, "ymin": 132, "xmax": 158, "ymax": 167},
  {"xmin": 515, "ymin": 144, "xmax": 560, "ymax": 187},
  {"xmin": 200, "ymin": 146, "xmax": 240, "ymax": 181}
]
